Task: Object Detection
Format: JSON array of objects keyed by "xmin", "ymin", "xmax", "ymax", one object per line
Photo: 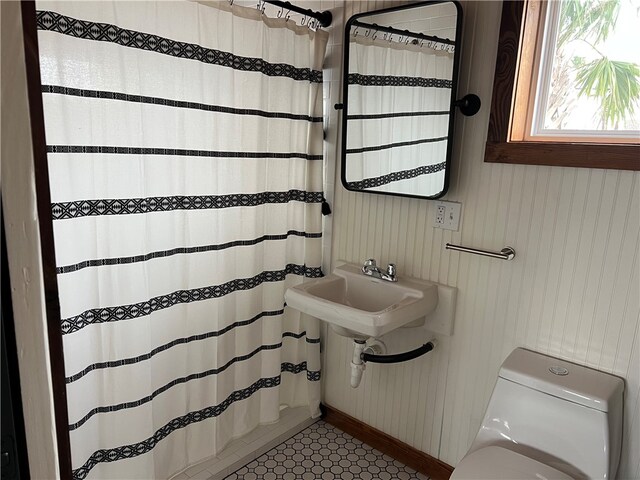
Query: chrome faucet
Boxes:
[{"xmin": 362, "ymin": 258, "xmax": 398, "ymax": 282}]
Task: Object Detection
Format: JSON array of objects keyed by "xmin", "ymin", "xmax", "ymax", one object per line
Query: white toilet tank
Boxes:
[{"xmin": 469, "ymin": 348, "xmax": 624, "ymax": 479}]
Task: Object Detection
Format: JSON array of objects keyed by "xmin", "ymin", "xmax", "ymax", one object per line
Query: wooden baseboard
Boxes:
[{"xmin": 322, "ymin": 404, "xmax": 454, "ymax": 480}]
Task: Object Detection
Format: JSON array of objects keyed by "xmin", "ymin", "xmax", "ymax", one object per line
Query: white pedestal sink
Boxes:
[{"xmin": 285, "ymin": 261, "xmax": 456, "ymax": 339}]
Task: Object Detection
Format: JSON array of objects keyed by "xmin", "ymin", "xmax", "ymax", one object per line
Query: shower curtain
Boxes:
[
  {"xmin": 36, "ymin": 1, "xmax": 327, "ymax": 478},
  {"xmin": 345, "ymin": 35, "xmax": 453, "ymax": 195}
]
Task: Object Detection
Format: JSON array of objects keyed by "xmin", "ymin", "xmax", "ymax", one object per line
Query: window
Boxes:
[{"xmin": 485, "ymin": 1, "xmax": 639, "ymax": 170}]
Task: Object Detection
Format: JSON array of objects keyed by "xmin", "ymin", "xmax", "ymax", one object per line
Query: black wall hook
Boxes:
[{"xmin": 454, "ymin": 94, "xmax": 481, "ymax": 116}]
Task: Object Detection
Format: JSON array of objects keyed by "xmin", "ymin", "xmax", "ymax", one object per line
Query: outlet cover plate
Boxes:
[{"xmin": 433, "ymin": 201, "xmax": 461, "ymax": 231}]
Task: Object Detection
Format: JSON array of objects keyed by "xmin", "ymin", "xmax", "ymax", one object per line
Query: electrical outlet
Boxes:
[
  {"xmin": 435, "ymin": 205, "xmax": 446, "ymax": 225},
  {"xmin": 433, "ymin": 201, "xmax": 461, "ymax": 231}
]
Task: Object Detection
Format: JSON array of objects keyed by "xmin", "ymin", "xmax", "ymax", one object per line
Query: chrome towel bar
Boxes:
[{"xmin": 445, "ymin": 243, "xmax": 516, "ymax": 261}]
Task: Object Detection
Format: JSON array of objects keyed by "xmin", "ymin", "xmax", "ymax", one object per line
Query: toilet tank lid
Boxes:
[{"xmin": 498, "ymin": 348, "xmax": 624, "ymax": 412}]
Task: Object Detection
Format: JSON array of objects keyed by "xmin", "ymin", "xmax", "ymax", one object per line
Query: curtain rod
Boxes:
[
  {"xmin": 263, "ymin": 0, "xmax": 332, "ymax": 28},
  {"xmin": 351, "ymin": 20, "xmax": 455, "ymax": 46}
]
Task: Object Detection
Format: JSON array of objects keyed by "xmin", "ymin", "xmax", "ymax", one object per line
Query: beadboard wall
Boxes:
[{"xmin": 320, "ymin": 1, "xmax": 640, "ymax": 478}]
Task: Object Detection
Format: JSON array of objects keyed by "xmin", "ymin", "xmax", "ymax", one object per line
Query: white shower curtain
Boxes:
[
  {"xmin": 36, "ymin": 1, "xmax": 327, "ymax": 478},
  {"xmin": 345, "ymin": 35, "xmax": 453, "ymax": 196}
]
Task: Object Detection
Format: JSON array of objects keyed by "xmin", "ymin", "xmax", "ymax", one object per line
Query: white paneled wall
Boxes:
[{"xmin": 320, "ymin": 1, "xmax": 640, "ymax": 478}]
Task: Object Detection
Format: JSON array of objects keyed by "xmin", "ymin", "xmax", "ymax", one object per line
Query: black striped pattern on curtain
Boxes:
[{"xmin": 36, "ymin": 10, "xmax": 323, "ymax": 82}]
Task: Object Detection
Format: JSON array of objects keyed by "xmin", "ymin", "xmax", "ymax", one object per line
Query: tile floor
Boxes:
[{"xmin": 223, "ymin": 420, "xmax": 429, "ymax": 480}]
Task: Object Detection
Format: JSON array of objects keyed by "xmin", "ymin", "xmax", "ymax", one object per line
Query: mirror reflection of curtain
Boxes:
[
  {"xmin": 346, "ymin": 36, "xmax": 453, "ymax": 196},
  {"xmin": 36, "ymin": 1, "xmax": 326, "ymax": 478}
]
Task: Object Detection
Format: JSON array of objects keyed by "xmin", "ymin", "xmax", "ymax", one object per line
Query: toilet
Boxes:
[{"xmin": 451, "ymin": 348, "xmax": 624, "ymax": 479}]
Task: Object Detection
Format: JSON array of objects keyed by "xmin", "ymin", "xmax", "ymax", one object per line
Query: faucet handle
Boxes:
[
  {"xmin": 363, "ymin": 258, "xmax": 377, "ymax": 268},
  {"xmin": 386, "ymin": 263, "xmax": 396, "ymax": 277}
]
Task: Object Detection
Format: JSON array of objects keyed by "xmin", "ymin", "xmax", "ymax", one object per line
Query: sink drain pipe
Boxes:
[
  {"xmin": 350, "ymin": 340, "xmax": 367, "ymax": 388},
  {"xmin": 350, "ymin": 339, "xmax": 437, "ymax": 388},
  {"xmin": 362, "ymin": 340, "xmax": 436, "ymax": 364}
]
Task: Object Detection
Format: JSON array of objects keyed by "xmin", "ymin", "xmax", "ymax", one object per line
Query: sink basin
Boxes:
[{"xmin": 285, "ymin": 262, "xmax": 440, "ymax": 338}]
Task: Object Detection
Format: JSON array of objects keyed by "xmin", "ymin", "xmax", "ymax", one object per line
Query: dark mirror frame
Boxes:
[{"xmin": 340, "ymin": 0, "xmax": 463, "ymax": 200}]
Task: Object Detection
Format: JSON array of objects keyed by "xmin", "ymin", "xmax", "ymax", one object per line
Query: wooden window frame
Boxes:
[{"xmin": 484, "ymin": 1, "xmax": 640, "ymax": 171}]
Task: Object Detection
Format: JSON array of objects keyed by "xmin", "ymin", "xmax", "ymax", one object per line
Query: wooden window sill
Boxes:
[{"xmin": 485, "ymin": 141, "xmax": 640, "ymax": 171}]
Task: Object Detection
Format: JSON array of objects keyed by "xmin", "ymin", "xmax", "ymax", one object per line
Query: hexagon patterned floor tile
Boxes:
[{"xmin": 224, "ymin": 420, "xmax": 429, "ymax": 480}]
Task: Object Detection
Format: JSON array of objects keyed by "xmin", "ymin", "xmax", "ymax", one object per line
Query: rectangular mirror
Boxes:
[{"xmin": 341, "ymin": 1, "xmax": 462, "ymax": 199}]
